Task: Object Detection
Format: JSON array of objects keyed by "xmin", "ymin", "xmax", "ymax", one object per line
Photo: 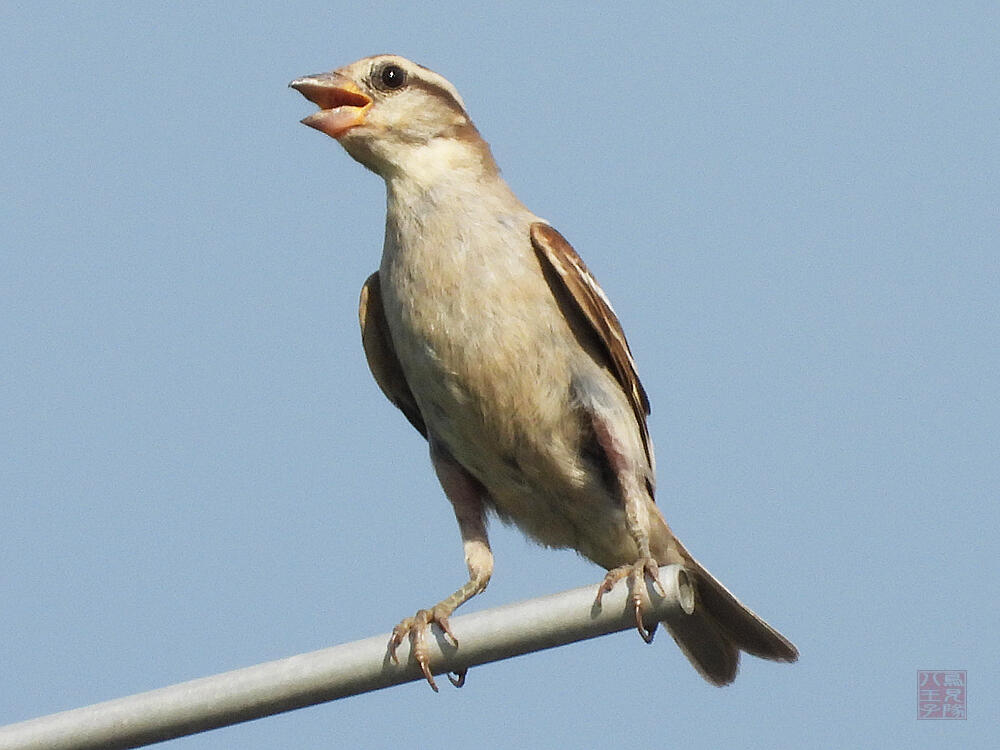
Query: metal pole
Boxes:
[{"xmin": 0, "ymin": 565, "xmax": 694, "ymax": 750}]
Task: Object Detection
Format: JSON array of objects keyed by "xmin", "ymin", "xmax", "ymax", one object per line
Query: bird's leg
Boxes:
[
  {"xmin": 387, "ymin": 441, "xmax": 493, "ymax": 691},
  {"xmin": 588, "ymin": 413, "xmax": 663, "ymax": 643}
]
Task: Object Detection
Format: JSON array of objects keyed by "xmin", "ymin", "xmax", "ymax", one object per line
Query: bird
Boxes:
[{"xmin": 289, "ymin": 54, "xmax": 798, "ymax": 690}]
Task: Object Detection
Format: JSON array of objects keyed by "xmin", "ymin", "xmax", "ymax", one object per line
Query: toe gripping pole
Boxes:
[{"xmin": 0, "ymin": 565, "xmax": 695, "ymax": 750}]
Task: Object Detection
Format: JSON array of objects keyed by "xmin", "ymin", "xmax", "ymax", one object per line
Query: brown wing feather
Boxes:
[
  {"xmin": 530, "ymin": 223, "xmax": 652, "ymax": 465},
  {"xmin": 359, "ymin": 272, "xmax": 427, "ymax": 438}
]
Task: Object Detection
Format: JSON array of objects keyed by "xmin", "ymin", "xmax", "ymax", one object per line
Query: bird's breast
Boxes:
[{"xmin": 379, "ymin": 205, "xmax": 589, "ymax": 487}]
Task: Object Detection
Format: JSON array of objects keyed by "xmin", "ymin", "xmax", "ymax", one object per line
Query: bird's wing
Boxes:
[
  {"xmin": 359, "ymin": 271, "xmax": 427, "ymax": 438},
  {"xmin": 530, "ymin": 222, "xmax": 652, "ymax": 465}
]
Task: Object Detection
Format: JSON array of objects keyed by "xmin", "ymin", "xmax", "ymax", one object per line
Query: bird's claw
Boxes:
[
  {"xmin": 595, "ymin": 558, "xmax": 663, "ymax": 644},
  {"xmin": 387, "ymin": 605, "xmax": 460, "ymax": 692}
]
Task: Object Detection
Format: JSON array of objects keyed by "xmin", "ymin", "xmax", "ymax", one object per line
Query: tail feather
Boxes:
[
  {"xmin": 689, "ymin": 557, "xmax": 799, "ymax": 662},
  {"xmin": 664, "ymin": 600, "xmax": 741, "ymax": 686},
  {"xmin": 662, "ymin": 550, "xmax": 798, "ymax": 685}
]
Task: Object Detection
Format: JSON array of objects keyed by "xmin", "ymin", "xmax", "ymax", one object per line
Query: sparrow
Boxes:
[{"xmin": 290, "ymin": 54, "xmax": 798, "ymax": 690}]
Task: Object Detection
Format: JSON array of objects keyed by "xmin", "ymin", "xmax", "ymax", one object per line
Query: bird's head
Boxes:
[{"xmin": 290, "ymin": 55, "xmax": 495, "ymax": 180}]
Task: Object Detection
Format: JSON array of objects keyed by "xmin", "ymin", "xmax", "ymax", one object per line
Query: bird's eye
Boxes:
[{"xmin": 376, "ymin": 63, "xmax": 407, "ymax": 91}]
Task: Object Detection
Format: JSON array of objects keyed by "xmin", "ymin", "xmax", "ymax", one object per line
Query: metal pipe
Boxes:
[{"xmin": 0, "ymin": 565, "xmax": 694, "ymax": 750}]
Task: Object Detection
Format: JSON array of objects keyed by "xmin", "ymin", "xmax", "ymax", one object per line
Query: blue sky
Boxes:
[{"xmin": 2, "ymin": 2, "xmax": 997, "ymax": 747}]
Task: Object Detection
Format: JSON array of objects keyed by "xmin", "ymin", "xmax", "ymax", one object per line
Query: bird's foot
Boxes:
[
  {"xmin": 594, "ymin": 557, "xmax": 665, "ymax": 644},
  {"xmin": 387, "ymin": 604, "xmax": 459, "ymax": 692}
]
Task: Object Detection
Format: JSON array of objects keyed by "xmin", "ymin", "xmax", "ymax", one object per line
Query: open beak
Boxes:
[{"xmin": 289, "ymin": 72, "xmax": 372, "ymax": 139}]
